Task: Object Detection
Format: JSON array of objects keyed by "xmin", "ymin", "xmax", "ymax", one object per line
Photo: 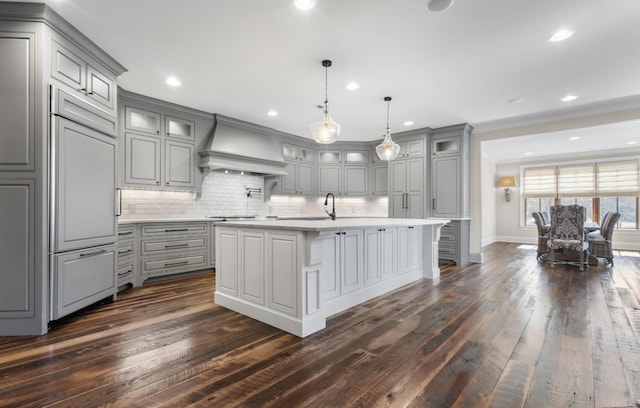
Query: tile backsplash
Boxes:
[{"xmin": 119, "ymin": 172, "xmax": 388, "ymax": 219}]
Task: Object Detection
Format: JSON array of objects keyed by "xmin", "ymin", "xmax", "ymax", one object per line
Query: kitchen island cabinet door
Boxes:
[
  {"xmin": 267, "ymin": 232, "xmax": 299, "ymax": 317},
  {"xmin": 124, "ymin": 132, "xmax": 161, "ymax": 186}
]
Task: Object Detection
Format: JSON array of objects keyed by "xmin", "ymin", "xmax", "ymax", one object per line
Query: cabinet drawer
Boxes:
[
  {"xmin": 52, "ymin": 244, "xmax": 116, "ymax": 320},
  {"xmin": 142, "ymin": 237, "xmax": 206, "ymax": 254},
  {"xmin": 118, "ymin": 226, "xmax": 136, "ymax": 241},
  {"xmin": 117, "ymin": 243, "xmax": 135, "ymax": 263},
  {"xmin": 117, "ymin": 263, "xmax": 134, "ymax": 281},
  {"xmin": 439, "ymin": 245, "xmax": 458, "ymax": 257},
  {"xmin": 142, "ymin": 254, "xmax": 207, "ymax": 272},
  {"xmin": 141, "ymin": 223, "xmax": 207, "ymax": 236},
  {"xmin": 439, "ymin": 230, "xmax": 458, "ymax": 244}
]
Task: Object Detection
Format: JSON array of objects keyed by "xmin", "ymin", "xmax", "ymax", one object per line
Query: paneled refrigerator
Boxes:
[{"xmin": 49, "ymin": 86, "xmax": 119, "ymax": 320}]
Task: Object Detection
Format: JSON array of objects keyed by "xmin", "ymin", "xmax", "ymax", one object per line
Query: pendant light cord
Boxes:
[{"xmin": 324, "ymin": 65, "xmax": 329, "ymax": 115}]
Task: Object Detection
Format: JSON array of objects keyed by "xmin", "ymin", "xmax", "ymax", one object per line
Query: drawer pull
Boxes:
[
  {"xmin": 80, "ymin": 249, "xmax": 107, "ymax": 258},
  {"xmin": 118, "ymin": 268, "xmax": 133, "ymax": 276},
  {"xmin": 118, "ymin": 231, "xmax": 133, "ymax": 236},
  {"xmin": 164, "ymin": 228, "xmax": 189, "ymax": 232},
  {"xmin": 164, "ymin": 243, "xmax": 189, "ymax": 249},
  {"xmin": 118, "ymin": 249, "xmax": 133, "ymax": 255},
  {"xmin": 165, "ymin": 260, "xmax": 189, "ymax": 267}
]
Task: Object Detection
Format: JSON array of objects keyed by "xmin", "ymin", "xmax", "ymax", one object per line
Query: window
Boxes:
[
  {"xmin": 524, "ymin": 198, "xmax": 553, "ymax": 225},
  {"xmin": 601, "ymin": 196, "xmax": 638, "ymax": 229},
  {"xmin": 521, "ymin": 159, "xmax": 640, "ymax": 230}
]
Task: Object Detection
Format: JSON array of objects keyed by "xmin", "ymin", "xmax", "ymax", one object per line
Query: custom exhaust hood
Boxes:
[{"xmin": 198, "ymin": 114, "xmax": 288, "ymax": 176}]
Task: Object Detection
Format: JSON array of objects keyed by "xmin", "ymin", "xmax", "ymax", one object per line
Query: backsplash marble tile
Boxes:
[{"xmin": 119, "ymin": 172, "xmax": 388, "ymax": 219}]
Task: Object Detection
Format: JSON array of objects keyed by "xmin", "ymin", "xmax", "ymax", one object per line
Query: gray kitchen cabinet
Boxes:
[
  {"xmin": 320, "ymin": 229, "xmax": 364, "ymax": 299},
  {"xmin": 139, "ymin": 222, "xmax": 210, "ymax": 283},
  {"xmin": 125, "ymin": 106, "xmax": 161, "ymax": 135},
  {"xmin": 165, "ymin": 139, "xmax": 195, "ymax": 188},
  {"xmin": 52, "ymin": 117, "xmax": 118, "ymax": 253},
  {"xmin": 117, "ymin": 224, "xmax": 137, "ymax": 289},
  {"xmin": 389, "ymin": 156, "xmax": 425, "ymax": 219},
  {"xmin": 430, "ymin": 124, "xmax": 471, "ymax": 219},
  {"xmin": 280, "ymin": 142, "xmax": 315, "ymax": 195},
  {"xmin": 438, "ymin": 220, "xmax": 470, "ymax": 266},
  {"xmin": 0, "ymin": 4, "xmax": 126, "ymax": 335},
  {"xmin": 388, "ymin": 133, "xmax": 426, "ymax": 218},
  {"xmin": 371, "ymin": 163, "xmax": 389, "ymax": 196},
  {"xmin": 165, "ymin": 115, "xmax": 195, "ymax": 141},
  {"xmin": 50, "ymin": 36, "xmax": 117, "ymax": 116},
  {"xmin": 51, "ymin": 244, "xmax": 117, "ymax": 320},
  {"xmin": 317, "ymin": 148, "xmax": 369, "ymax": 196},
  {"xmin": 317, "ymin": 165, "xmax": 342, "ymax": 196},
  {"xmin": 124, "ymin": 132, "xmax": 162, "ymax": 186},
  {"xmin": 430, "ymin": 124, "xmax": 472, "ymax": 266},
  {"xmin": 397, "ymin": 225, "xmax": 421, "ymax": 275},
  {"xmin": 120, "ymin": 92, "xmax": 202, "ymax": 191},
  {"xmin": 344, "ymin": 166, "xmax": 369, "ymax": 196}
]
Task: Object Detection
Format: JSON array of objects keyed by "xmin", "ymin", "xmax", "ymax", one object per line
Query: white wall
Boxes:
[{"xmin": 481, "ymin": 156, "xmax": 497, "ymax": 247}]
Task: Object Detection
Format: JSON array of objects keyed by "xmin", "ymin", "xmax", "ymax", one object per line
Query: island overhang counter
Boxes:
[{"xmin": 214, "ymin": 218, "xmax": 449, "ymax": 337}]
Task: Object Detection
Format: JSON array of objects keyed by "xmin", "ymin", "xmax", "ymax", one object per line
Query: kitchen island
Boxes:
[{"xmin": 214, "ymin": 217, "xmax": 449, "ymax": 337}]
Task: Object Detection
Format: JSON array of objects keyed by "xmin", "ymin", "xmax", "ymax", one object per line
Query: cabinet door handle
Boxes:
[
  {"xmin": 432, "ymin": 198, "xmax": 436, "ymax": 210},
  {"xmin": 80, "ymin": 249, "xmax": 107, "ymax": 258},
  {"xmin": 116, "ymin": 188, "xmax": 122, "ymax": 216},
  {"xmin": 164, "ymin": 228, "xmax": 189, "ymax": 232},
  {"xmin": 165, "ymin": 260, "xmax": 189, "ymax": 267},
  {"xmin": 164, "ymin": 243, "xmax": 189, "ymax": 249}
]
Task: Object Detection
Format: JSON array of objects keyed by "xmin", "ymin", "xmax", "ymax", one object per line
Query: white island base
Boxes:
[{"xmin": 214, "ymin": 218, "xmax": 448, "ymax": 337}]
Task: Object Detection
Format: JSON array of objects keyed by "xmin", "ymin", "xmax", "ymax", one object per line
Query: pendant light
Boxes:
[
  {"xmin": 310, "ymin": 59, "xmax": 340, "ymax": 144},
  {"xmin": 375, "ymin": 96, "xmax": 400, "ymax": 161}
]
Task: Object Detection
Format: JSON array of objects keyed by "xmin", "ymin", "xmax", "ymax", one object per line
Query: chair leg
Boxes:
[
  {"xmin": 550, "ymin": 247, "xmax": 554, "ymax": 268},
  {"xmin": 606, "ymin": 257, "xmax": 614, "ymax": 266},
  {"xmin": 579, "ymin": 250, "xmax": 584, "ymax": 271}
]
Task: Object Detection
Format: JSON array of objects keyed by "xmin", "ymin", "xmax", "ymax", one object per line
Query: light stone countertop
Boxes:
[
  {"xmin": 118, "ymin": 217, "xmax": 217, "ymax": 224},
  {"xmin": 216, "ymin": 217, "xmax": 450, "ymax": 232}
]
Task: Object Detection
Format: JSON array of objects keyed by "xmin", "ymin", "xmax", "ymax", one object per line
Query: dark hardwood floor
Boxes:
[{"xmin": 1, "ymin": 242, "xmax": 640, "ymax": 407}]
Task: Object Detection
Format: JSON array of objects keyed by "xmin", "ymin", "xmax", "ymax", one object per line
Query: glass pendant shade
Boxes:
[
  {"xmin": 311, "ymin": 60, "xmax": 339, "ymax": 144},
  {"xmin": 376, "ymin": 132, "xmax": 400, "ymax": 161},
  {"xmin": 311, "ymin": 113, "xmax": 340, "ymax": 144},
  {"xmin": 376, "ymin": 96, "xmax": 400, "ymax": 160}
]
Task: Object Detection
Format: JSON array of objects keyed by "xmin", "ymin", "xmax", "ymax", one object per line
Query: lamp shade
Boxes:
[
  {"xmin": 498, "ymin": 176, "xmax": 518, "ymax": 188},
  {"xmin": 376, "ymin": 134, "xmax": 400, "ymax": 161},
  {"xmin": 310, "ymin": 114, "xmax": 340, "ymax": 144}
]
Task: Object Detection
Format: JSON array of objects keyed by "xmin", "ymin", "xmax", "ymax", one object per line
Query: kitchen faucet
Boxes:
[{"xmin": 324, "ymin": 192, "xmax": 336, "ymax": 220}]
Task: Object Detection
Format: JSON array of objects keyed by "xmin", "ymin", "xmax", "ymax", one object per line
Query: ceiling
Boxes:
[{"xmin": 22, "ymin": 0, "xmax": 640, "ymax": 159}]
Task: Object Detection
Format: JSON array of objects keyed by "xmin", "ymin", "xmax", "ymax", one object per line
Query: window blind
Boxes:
[
  {"xmin": 597, "ymin": 160, "xmax": 640, "ymax": 197},
  {"xmin": 523, "ymin": 167, "xmax": 556, "ymax": 198},
  {"xmin": 557, "ymin": 164, "xmax": 596, "ymax": 197}
]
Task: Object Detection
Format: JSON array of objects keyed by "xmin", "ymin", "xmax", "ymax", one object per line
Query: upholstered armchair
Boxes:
[
  {"xmin": 532, "ymin": 212, "xmax": 550, "ymax": 262},
  {"xmin": 548, "ymin": 204, "xmax": 589, "ymax": 271},
  {"xmin": 588, "ymin": 212, "xmax": 621, "ymax": 266}
]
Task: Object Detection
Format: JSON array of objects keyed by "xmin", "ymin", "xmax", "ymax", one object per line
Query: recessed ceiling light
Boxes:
[
  {"xmin": 508, "ymin": 98, "xmax": 525, "ymax": 104},
  {"xmin": 345, "ymin": 82, "xmax": 359, "ymax": 90},
  {"xmin": 294, "ymin": 0, "xmax": 316, "ymax": 10},
  {"xmin": 525, "ymin": 152, "xmax": 533, "ymax": 155},
  {"xmin": 548, "ymin": 29, "xmax": 574, "ymax": 42},
  {"xmin": 561, "ymin": 94, "xmax": 578, "ymax": 102},
  {"xmin": 403, "ymin": 121, "xmax": 414, "ymax": 126},
  {"xmin": 569, "ymin": 136, "xmax": 580, "ymax": 140},
  {"xmin": 267, "ymin": 110, "xmax": 278, "ymax": 117},
  {"xmin": 166, "ymin": 76, "xmax": 181, "ymax": 87},
  {"xmin": 426, "ymin": 0, "xmax": 454, "ymax": 12},
  {"xmin": 627, "ymin": 141, "xmax": 637, "ymax": 145}
]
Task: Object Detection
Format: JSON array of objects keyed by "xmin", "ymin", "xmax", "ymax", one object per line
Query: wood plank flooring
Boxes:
[{"xmin": 1, "ymin": 242, "xmax": 640, "ymax": 407}]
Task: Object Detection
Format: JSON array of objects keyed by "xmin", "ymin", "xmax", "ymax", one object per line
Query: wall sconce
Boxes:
[{"xmin": 497, "ymin": 176, "xmax": 518, "ymax": 201}]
